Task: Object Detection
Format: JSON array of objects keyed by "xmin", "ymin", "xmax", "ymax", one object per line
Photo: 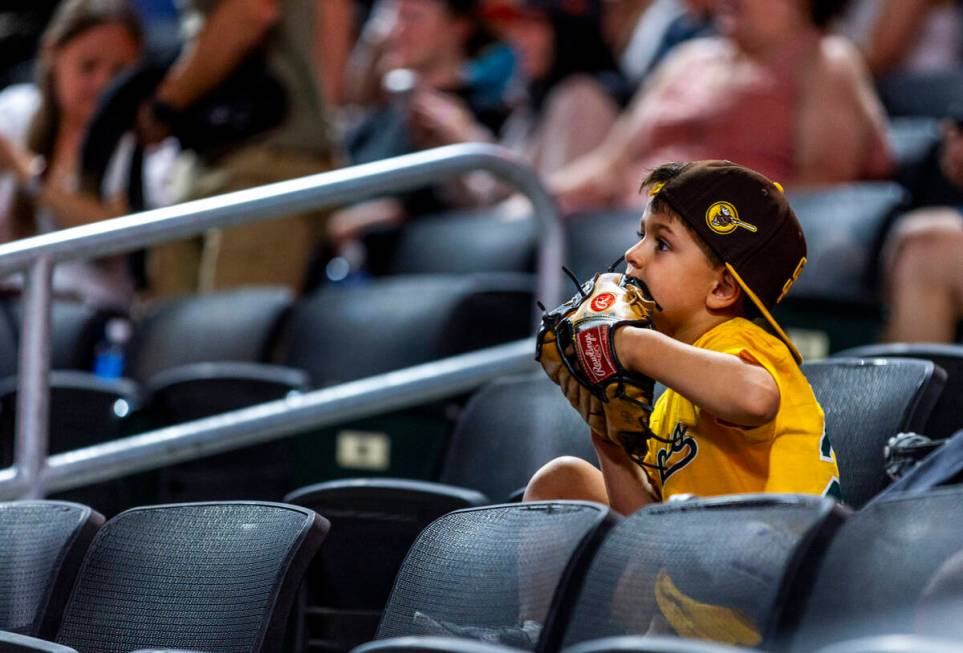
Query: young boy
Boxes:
[{"xmin": 527, "ymin": 160, "xmax": 841, "ymax": 514}]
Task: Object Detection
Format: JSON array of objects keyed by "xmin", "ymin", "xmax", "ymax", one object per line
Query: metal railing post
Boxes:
[{"xmin": 14, "ymin": 255, "xmax": 53, "ymax": 498}]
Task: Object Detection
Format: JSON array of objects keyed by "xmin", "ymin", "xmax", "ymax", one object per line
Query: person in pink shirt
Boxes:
[{"xmin": 551, "ymin": 0, "xmax": 893, "ymax": 212}]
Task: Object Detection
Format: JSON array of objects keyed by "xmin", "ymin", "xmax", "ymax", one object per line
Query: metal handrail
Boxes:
[
  {"xmin": 0, "ymin": 144, "xmax": 563, "ymax": 499},
  {"xmin": 0, "ymin": 339, "xmax": 538, "ymax": 500}
]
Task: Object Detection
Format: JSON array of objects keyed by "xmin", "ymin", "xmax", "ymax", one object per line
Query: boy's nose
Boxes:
[{"xmin": 625, "ymin": 240, "xmax": 645, "ymax": 271}]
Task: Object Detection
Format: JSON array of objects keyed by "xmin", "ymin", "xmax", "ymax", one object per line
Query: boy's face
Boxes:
[{"xmin": 624, "ymin": 205, "xmax": 723, "ymax": 338}]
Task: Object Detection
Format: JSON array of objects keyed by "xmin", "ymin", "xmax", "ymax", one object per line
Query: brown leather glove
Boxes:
[{"xmin": 536, "ymin": 272, "xmax": 658, "ymax": 465}]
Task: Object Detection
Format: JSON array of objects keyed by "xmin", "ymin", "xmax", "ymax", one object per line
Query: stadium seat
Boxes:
[
  {"xmin": 0, "ymin": 296, "xmax": 117, "ymax": 378},
  {"xmin": 563, "ymin": 209, "xmax": 640, "ymax": 282},
  {"xmin": 366, "ymin": 205, "xmax": 537, "ymax": 276},
  {"xmin": 0, "ymin": 501, "xmax": 103, "ymax": 638},
  {"xmin": 125, "ymin": 286, "xmax": 294, "ymax": 382},
  {"xmin": 784, "ymin": 183, "xmax": 906, "ymax": 301},
  {"xmin": 123, "ymin": 288, "xmax": 302, "ymax": 503},
  {"xmin": 435, "ymin": 373, "xmax": 594, "ymax": 501},
  {"xmin": 138, "ymin": 362, "xmax": 310, "ymax": 504},
  {"xmin": 557, "ymin": 494, "xmax": 847, "ymax": 652},
  {"xmin": 802, "ymin": 358, "xmax": 945, "ymax": 508},
  {"xmin": 363, "ymin": 502, "xmax": 616, "ymax": 651},
  {"xmin": 0, "ymin": 372, "xmax": 142, "ymax": 516},
  {"xmin": 833, "ymin": 344, "xmax": 963, "ymax": 439},
  {"xmin": 780, "ymin": 486, "xmax": 963, "ymax": 652},
  {"xmin": 284, "ymin": 373, "xmax": 594, "ymax": 652},
  {"xmin": 281, "ymin": 273, "xmax": 534, "ymax": 483},
  {"xmin": 876, "ymin": 70, "xmax": 963, "ymax": 119},
  {"xmin": 283, "ymin": 274, "xmax": 533, "ymax": 387},
  {"xmin": 0, "ymin": 502, "xmax": 329, "ymax": 653},
  {"xmin": 285, "ymin": 479, "xmax": 488, "ymax": 653},
  {"xmin": 771, "ymin": 183, "xmax": 909, "ymax": 354}
]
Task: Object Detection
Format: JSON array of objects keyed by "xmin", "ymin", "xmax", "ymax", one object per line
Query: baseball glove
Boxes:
[{"xmin": 536, "ymin": 271, "xmax": 658, "ymax": 464}]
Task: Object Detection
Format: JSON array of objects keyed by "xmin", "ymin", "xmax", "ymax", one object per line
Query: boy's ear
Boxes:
[{"xmin": 706, "ymin": 268, "xmax": 742, "ymax": 311}]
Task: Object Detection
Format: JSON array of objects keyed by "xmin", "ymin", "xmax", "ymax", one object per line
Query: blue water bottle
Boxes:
[{"xmin": 93, "ymin": 318, "xmax": 132, "ymax": 379}]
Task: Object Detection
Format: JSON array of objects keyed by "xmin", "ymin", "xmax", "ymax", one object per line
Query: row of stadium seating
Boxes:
[
  {"xmin": 1, "ymin": 342, "xmax": 959, "ymax": 652},
  {"xmin": 2, "ymin": 483, "xmax": 963, "ymax": 653}
]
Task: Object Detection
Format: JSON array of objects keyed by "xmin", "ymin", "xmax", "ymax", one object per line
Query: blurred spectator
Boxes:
[
  {"xmin": 551, "ymin": 0, "xmax": 893, "ymax": 212},
  {"xmin": 0, "ymin": 0, "xmax": 156, "ymax": 310},
  {"xmin": 140, "ymin": 0, "xmax": 338, "ymax": 298},
  {"xmin": 615, "ymin": 0, "xmax": 715, "ymax": 90},
  {"xmin": 315, "ymin": 0, "xmax": 356, "ymax": 107},
  {"xmin": 401, "ymin": 0, "xmax": 625, "ymax": 202},
  {"xmin": 883, "ymin": 123, "xmax": 963, "ymax": 343},
  {"xmin": 343, "ymin": 0, "xmax": 514, "ymax": 161},
  {"xmin": 327, "ymin": 0, "xmax": 514, "ymax": 251},
  {"xmin": 840, "ymin": 0, "xmax": 963, "ymax": 78}
]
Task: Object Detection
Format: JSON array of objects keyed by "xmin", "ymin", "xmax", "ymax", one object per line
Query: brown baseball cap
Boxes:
[{"xmin": 648, "ymin": 160, "xmax": 807, "ymax": 362}]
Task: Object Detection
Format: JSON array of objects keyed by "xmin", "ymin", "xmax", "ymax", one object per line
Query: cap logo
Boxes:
[{"xmin": 705, "ymin": 202, "xmax": 757, "ymax": 235}]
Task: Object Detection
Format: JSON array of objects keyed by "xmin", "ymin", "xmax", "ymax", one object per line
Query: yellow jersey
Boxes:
[{"xmin": 645, "ymin": 318, "xmax": 841, "ymax": 501}]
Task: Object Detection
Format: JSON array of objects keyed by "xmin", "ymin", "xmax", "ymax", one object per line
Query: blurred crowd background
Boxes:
[{"xmin": 0, "ymin": 0, "xmax": 962, "ymax": 343}]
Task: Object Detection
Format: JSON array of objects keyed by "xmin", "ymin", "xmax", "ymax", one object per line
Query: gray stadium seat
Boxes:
[
  {"xmin": 282, "ymin": 273, "xmax": 534, "ymax": 484},
  {"xmin": 0, "ymin": 502, "xmax": 329, "ymax": 653},
  {"xmin": 0, "ymin": 295, "xmax": 117, "ymax": 378},
  {"xmin": 782, "ymin": 486, "xmax": 963, "ymax": 651},
  {"xmin": 0, "ymin": 501, "xmax": 103, "ymax": 638},
  {"xmin": 802, "ymin": 358, "xmax": 945, "ymax": 508},
  {"xmin": 285, "ymin": 479, "xmax": 487, "ymax": 653},
  {"xmin": 284, "ymin": 373, "xmax": 594, "ymax": 652},
  {"xmin": 0, "ymin": 373, "xmax": 142, "ymax": 516},
  {"xmin": 369, "ymin": 206, "xmax": 537, "ymax": 276},
  {"xmin": 557, "ymin": 495, "xmax": 846, "ymax": 652},
  {"xmin": 126, "ymin": 286, "xmax": 294, "ymax": 382},
  {"xmin": 833, "ymin": 344, "xmax": 963, "ymax": 439},
  {"xmin": 369, "ymin": 502, "xmax": 616, "ymax": 651}
]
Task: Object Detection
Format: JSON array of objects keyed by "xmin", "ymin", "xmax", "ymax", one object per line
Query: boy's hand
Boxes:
[{"xmin": 536, "ymin": 272, "xmax": 658, "ymax": 465}]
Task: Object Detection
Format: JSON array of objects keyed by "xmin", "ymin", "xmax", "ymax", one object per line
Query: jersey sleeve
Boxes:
[{"xmin": 696, "ymin": 323, "xmax": 790, "ymax": 443}]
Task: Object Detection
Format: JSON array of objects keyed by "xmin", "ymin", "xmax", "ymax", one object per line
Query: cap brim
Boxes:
[{"xmin": 726, "ymin": 263, "xmax": 803, "ymax": 364}]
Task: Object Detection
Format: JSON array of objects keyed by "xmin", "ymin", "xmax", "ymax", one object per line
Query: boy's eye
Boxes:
[
  {"xmin": 656, "ymin": 238, "xmax": 669, "ymax": 251},
  {"xmin": 636, "ymin": 230, "xmax": 645, "ymax": 239}
]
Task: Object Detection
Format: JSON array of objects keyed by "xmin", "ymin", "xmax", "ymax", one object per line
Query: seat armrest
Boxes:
[
  {"xmin": 353, "ymin": 635, "xmax": 525, "ymax": 653},
  {"xmin": 562, "ymin": 636, "xmax": 766, "ymax": 653},
  {"xmin": 0, "ymin": 631, "xmax": 77, "ymax": 653}
]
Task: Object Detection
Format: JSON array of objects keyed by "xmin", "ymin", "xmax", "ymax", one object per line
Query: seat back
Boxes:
[
  {"xmin": 802, "ymin": 358, "xmax": 945, "ymax": 508},
  {"xmin": 285, "ymin": 479, "xmax": 487, "ymax": 652},
  {"xmin": 126, "ymin": 287, "xmax": 294, "ymax": 382},
  {"xmin": 376, "ymin": 502, "xmax": 615, "ymax": 651},
  {"xmin": 877, "ymin": 70, "xmax": 963, "ymax": 119},
  {"xmin": 564, "ymin": 209, "xmax": 641, "ymax": 282},
  {"xmin": 0, "ymin": 371, "xmax": 140, "ymax": 459},
  {"xmin": 786, "ymin": 486, "xmax": 963, "ymax": 652},
  {"xmin": 0, "ymin": 501, "xmax": 103, "ymax": 638},
  {"xmin": 0, "ymin": 296, "xmax": 114, "ymax": 377},
  {"xmin": 142, "ymin": 362, "xmax": 309, "ymax": 424},
  {"xmin": 787, "ymin": 183, "xmax": 907, "ymax": 303},
  {"xmin": 282, "ymin": 274, "xmax": 533, "ymax": 387},
  {"xmin": 374, "ymin": 206, "xmax": 537, "ymax": 276},
  {"xmin": 558, "ymin": 495, "xmax": 846, "ymax": 651},
  {"xmin": 438, "ymin": 373, "xmax": 596, "ymax": 502},
  {"xmin": 55, "ymin": 502, "xmax": 329, "ymax": 653},
  {"xmin": 834, "ymin": 344, "xmax": 963, "ymax": 439}
]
